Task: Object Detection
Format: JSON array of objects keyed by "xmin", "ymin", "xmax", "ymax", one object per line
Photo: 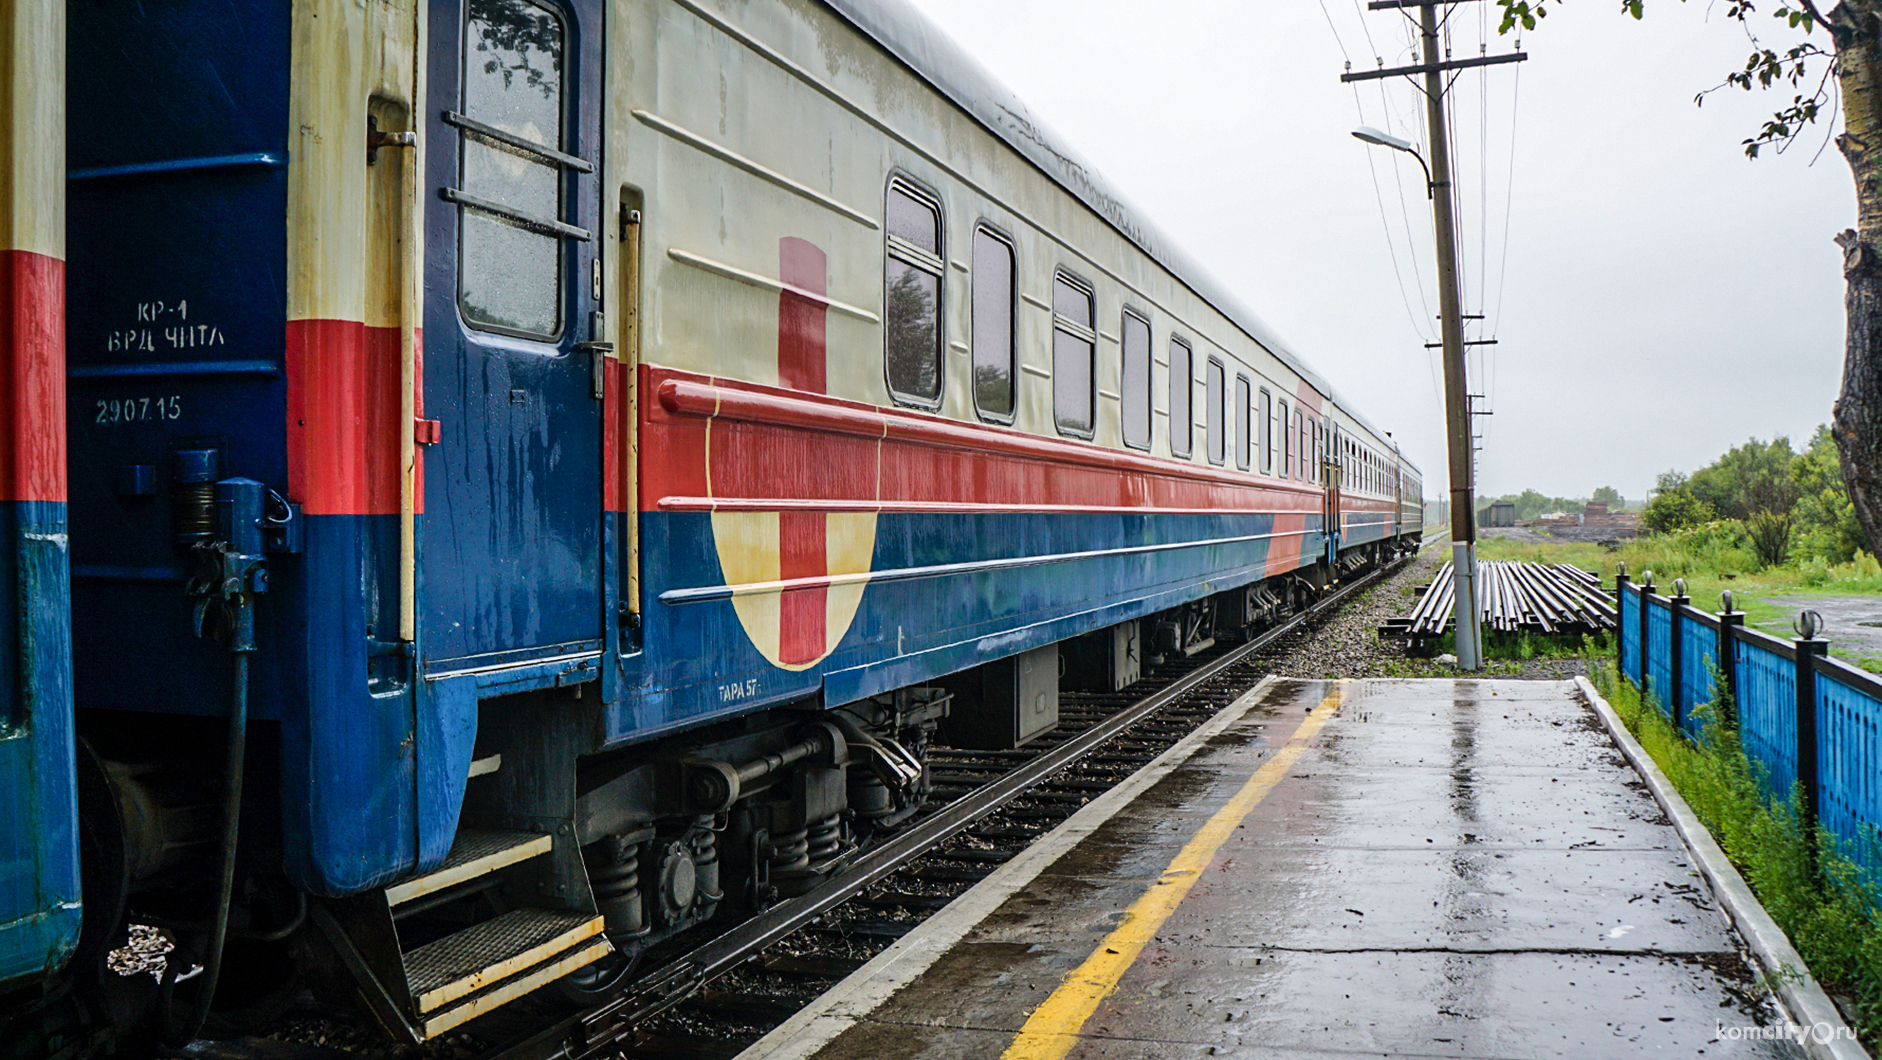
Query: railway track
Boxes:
[{"xmin": 484, "ymin": 552, "xmax": 1414, "ymax": 1060}]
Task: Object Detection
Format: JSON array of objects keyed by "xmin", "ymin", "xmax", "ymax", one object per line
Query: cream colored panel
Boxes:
[
  {"xmin": 712, "ymin": 510, "xmax": 784, "ymax": 665},
  {"xmin": 287, "ymin": 0, "xmax": 421, "ymax": 325},
  {"xmin": 822, "ymin": 511, "xmax": 876, "ymax": 656},
  {"xmin": 0, "ymin": 3, "xmax": 63, "ymax": 259}
]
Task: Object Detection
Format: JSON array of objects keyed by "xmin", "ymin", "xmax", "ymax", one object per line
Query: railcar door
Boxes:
[
  {"xmin": 1392, "ymin": 449, "xmax": 1403, "ymax": 539},
  {"xmin": 1324, "ymin": 422, "xmax": 1341, "ymax": 569},
  {"xmin": 423, "ymin": 0, "xmax": 605, "ymax": 668}
]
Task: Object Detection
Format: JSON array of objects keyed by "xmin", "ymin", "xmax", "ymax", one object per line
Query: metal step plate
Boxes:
[
  {"xmin": 405, "ymin": 908, "xmax": 606, "ymax": 1015},
  {"xmin": 418, "ymin": 934, "xmax": 613, "ymax": 1040},
  {"xmin": 384, "ymin": 829, "xmax": 552, "ymax": 908}
]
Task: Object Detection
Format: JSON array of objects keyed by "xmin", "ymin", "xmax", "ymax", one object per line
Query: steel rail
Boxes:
[{"xmin": 494, "ymin": 554, "xmax": 1412, "ymax": 1060}]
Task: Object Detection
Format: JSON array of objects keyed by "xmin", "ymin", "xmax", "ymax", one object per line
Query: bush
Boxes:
[
  {"xmin": 1642, "ymin": 490, "xmax": 1717, "ymax": 534},
  {"xmin": 1792, "ymin": 427, "xmax": 1868, "ymax": 564},
  {"xmin": 1747, "ymin": 510, "xmax": 1794, "ymax": 568}
]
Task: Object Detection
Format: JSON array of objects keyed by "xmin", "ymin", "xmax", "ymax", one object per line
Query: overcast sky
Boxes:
[{"xmin": 901, "ymin": 0, "xmax": 1852, "ymax": 503}]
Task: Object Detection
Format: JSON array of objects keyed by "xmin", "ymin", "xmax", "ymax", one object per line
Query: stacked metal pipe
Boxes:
[{"xmin": 1384, "ymin": 561, "xmax": 1616, "ymax": 641}]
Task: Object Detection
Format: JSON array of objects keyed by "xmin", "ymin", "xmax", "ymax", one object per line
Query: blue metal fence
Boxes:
[
  {"xmin": 1615, "ymin": 569, "xmax": 1882, "ymax": 873},
  {"xmin": 1646, "ymin": 601, "xmax": 1673, "ymax": 716},
  {"xmin": 1737, "ymin": 637, "xmax": 1799, "ymax": 801},
  {"xmin": 1619, "ymin": 583, "xmax": 1641, "ymax": 684},
  {"xmin": 1818, "ymin": 670, "xmax": 1882, "ymax": 866},
  {"xmin": 1679, "ymin": 612, "xmax": 1718, "ymax": 738}
]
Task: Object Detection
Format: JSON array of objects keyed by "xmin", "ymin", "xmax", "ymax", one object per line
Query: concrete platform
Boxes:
[{"xmin": 743, "ymin": 678, "xmax": 1807, "ymax": 1060}]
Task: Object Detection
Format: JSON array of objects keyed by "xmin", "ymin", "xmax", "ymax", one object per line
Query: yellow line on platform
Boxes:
[{"xmin": 998, "ymin": 680, "xmax": 1347, "ymax": 1060}]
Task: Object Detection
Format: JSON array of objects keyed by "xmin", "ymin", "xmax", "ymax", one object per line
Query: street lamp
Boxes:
[
  {"xmin": 1353, "ymin": 116, "xmax": 1483, "ymax": 671},
  {"xmin": 1350, "ymin": 127, "xmax": 1431, "ymax": 195}
]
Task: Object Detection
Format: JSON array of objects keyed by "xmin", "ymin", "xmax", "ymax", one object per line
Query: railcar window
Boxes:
[
  {"xmin": 1052, "ymin": 272, "xmax": 1096, "ymax": 437},
  {"xmin": 885, "ymin": 181, "xmax": 944, "ymax": 405},
  {"xmin": 1121, "ymin": 310, "xmax": 1151, "ymax": 450},
  {"xmin": 1169, "ymin": 338, "xmax": 1192, "ymax": 458},
  {"xmin": 1258, "ymin": 388, "xmax": 1272, "ymax": 474},
  {"xmin": 1278, "ymin": 399, "xmax": 1291, "ymax": 480},
  {"xmin": 1234, "ymin": 375, "xmax": 1250, "ymax": 470},
  {"xmin": 1205, "ymin": 359, "xmax": 1225, "ymax": 465},
  {"xmin": 458, "ymin": 0, "xmax": 566, "ymax": 338},
  {"xmin": 1292, "ymin": 409, "xmax": 1303, "ymax": 480},
  {"xmin": 970, "ymin": 226, "xmax": 1015, "ymax": 420}
]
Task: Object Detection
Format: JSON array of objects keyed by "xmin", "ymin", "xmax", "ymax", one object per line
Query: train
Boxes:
[{"xmin": 0, "ymin": 0, "xmax": 1423, "ymax": 1049}]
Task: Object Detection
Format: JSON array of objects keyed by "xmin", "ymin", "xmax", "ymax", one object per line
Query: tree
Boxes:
[
  {"xmin": 1494, "ymin": 0, "xmax": 1881, "ymax": 557},
  {"xmin": 1640, "ymin": 469, "xmax": 1702, "ymax": 531},
  {"xmin": 1642, "ymin": 488, "xmax": 1717, "ymax": 533},
  {"xmin": 1591, "ymin": 485, "xmax": 1624, "ymax": 509},
  {"xmin": 1792, "ymin": 424, "xmax": 1868, "ymax": 559},
  {"xmin": 1686, "ymin": 436, "xmax": 1798, "ymax": 520}
]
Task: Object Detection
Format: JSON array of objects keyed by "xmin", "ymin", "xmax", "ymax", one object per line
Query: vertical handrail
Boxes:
[
  {"xmin": 399, "ymin": 134, "xmax": 419, "ymax": 642},
  {"xmin": 621, "ymin": 207, "xmax": 643, "ymax": 621}
]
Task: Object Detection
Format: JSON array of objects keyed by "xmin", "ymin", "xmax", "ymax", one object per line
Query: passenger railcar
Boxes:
[
  {"xmin": 22, "ymin": 0, "xmax": 1422, "ymax": 1044},
  {"xmin": 0, "ymin": 1, "xmax": 79, "ymax": 998}
]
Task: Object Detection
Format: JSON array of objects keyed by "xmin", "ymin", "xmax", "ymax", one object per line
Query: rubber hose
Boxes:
[{"xmin": 161, "ymin": 649, "xmax": 248, "ymax": 1048}]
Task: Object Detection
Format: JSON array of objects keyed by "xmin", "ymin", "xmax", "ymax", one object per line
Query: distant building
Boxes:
[{"xmin": 1580, "ymin": 501, "xmax": 1638, "ymax": 529}]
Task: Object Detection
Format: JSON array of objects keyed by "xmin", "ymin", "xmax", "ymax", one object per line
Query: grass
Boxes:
[
  {"xmin": 1587, "ymin": 653, "xmax": 1882, "ymax": 1045},
  {"xmin": 1410, "ymin": 628, "xmax": 1607, "ymax": 667}
]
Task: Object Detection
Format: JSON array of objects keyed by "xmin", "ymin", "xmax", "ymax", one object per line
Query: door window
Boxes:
[{"xmin": 457, "ymin": 0, "xmax": 571, "ymax": 338}]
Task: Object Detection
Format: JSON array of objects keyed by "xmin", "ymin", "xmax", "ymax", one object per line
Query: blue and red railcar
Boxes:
[{"xmin": 3, "ymin": 0, "xmax": 1424, "ymax": 1043}]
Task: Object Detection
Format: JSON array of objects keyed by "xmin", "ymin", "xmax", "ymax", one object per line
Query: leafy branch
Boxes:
[{"xmin": 1493, "ymin": 0, "xmax": 1838, "ymax": 158}]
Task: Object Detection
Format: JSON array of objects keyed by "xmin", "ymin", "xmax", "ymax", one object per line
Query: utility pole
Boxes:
[
  {"xmin": 1419, "ymin": 0, "xmax": 1482, "ymax": 670},
  {"xmin": 1344, "ymin": 0, "xmax": 1522, "ymax": 671}
]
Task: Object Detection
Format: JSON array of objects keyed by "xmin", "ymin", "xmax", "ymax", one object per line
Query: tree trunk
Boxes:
[{"xmin": 1831, "ymin": 1, "xmax": 1882, "ymax": 556}]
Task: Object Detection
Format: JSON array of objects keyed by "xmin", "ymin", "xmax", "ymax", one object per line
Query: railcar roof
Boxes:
[{"xmin": 822, "ymin": 0, "xmax": 1400, "ymax": 449}]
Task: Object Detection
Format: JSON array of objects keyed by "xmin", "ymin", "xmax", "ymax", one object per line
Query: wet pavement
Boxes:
[
  {"xmin": 1758, "ymin": 595, "xmax": 1882, "ymax": 664},
  {"xmin": 756, "ymin": 679, "xmax": 1802, "ymax": 1059}
]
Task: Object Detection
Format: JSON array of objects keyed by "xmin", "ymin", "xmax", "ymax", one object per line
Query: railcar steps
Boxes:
[{"xmin": 316, "ymin": 828, "xmax": 610, "ymax": 1042}]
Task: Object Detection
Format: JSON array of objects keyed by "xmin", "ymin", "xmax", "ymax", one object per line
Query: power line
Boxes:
[{"xmin": 1333, "ymin": 0, "xmax": 1441, "ymax": 346}]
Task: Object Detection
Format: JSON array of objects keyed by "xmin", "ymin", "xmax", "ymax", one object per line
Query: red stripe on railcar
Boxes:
[
  {"xmin": 285, "ymin": 319, "xmax": 423, "ymax": 515},
  {"xmin": 1263, "ymin": 512, "xmax": 1308, "ymax": 575},
  {"xmin": 0, "ymin": 249, "xmax": 65, "ymax": 504},
  {"xmin": 644, "ymin": 368, "xmax": 1324, "ymax": 516},
  {"xmin": 605, "ymin": 356, "xmax": 624, "ymax": 512},
  {"xmin": 773, "ymin": 237, "xmax": 831, "ymax": 660},
  {"xmin": 778, "ymin": 510, "xmax": 829, "ymax": 664},
  {"xmin": 778, "ymin": 237, "xmax": 827, "ymax": 395}
]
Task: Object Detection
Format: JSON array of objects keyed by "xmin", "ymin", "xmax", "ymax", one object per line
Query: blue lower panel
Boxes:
[
  {"xmin": 0, "ymin": 500, "xmax": 80, "ymax": 987},
  {"xmin": 278, "ymin": 513, "xmax": 421, "ymax": 896},
  {"xmin": 608, "ymin": 509, "xmax": 1323, "ymax": 746}
]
